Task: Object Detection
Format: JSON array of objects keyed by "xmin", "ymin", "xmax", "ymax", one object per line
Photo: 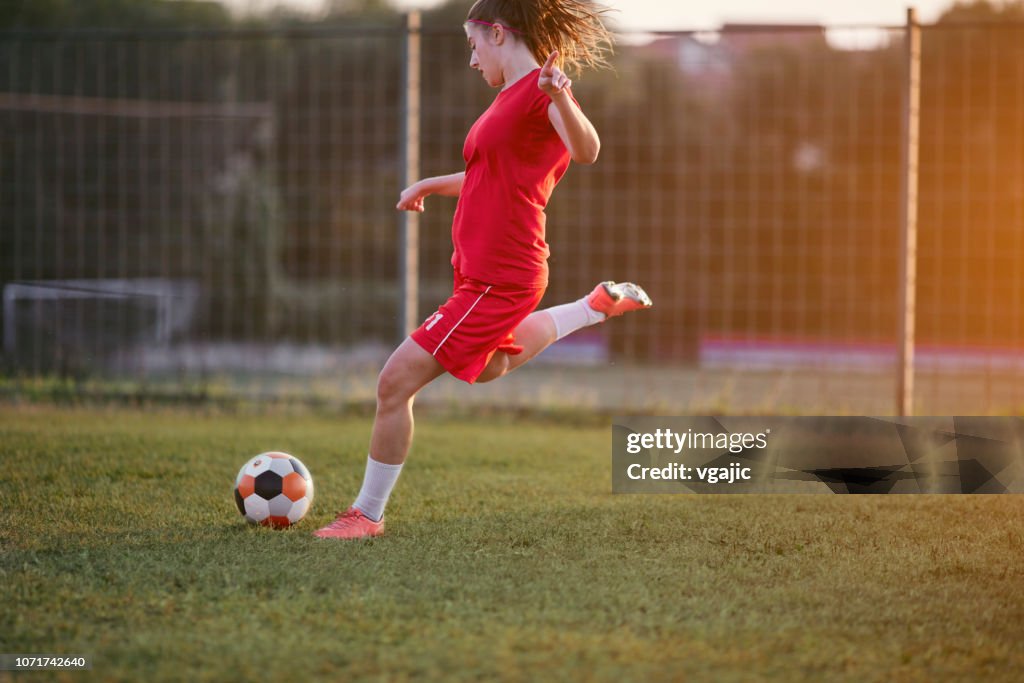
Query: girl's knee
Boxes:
[
  {"xmin": 376, "ymin": 367, "xmax": 414, "ymax": 409},
  {"xmin": 477, "ymin": 353, "xmax": 509, "ymax": 383}
]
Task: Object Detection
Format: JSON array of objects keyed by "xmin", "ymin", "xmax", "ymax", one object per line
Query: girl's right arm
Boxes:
[{"xmin": 396, "ymin": 172, "xmax": 465, "ymax": 212}]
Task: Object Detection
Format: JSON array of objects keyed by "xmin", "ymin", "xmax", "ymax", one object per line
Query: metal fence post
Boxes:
[
  {"xmin": 399, "ymin": 10, "xmax": 421, "ymax": 341},
  {"xmin": 897, "ymin": 7, "xmax": 921, "ymax": 416}
]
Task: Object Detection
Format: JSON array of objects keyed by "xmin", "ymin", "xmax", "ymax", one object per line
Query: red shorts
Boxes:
[{"xmin": 411, "ymin": 270, "xmax": 546, "ymax": 383}]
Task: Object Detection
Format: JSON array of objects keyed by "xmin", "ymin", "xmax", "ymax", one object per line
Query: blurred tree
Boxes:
[
  {"xmin": 914, "ymin": 0, "xmax": 1024, "ymax": 346},
  {"xmin": 0, "ymin": 0, "xmax": 233, "ymax": 29},
  {"xmin": 324, "ymin": 0, "xmax": 396, "ymax": 20},
  {"xmin": 937, "ymin": 0, "xmax": 1024, "ymax": 22},
  {"xmin": 720, "ymin": 35, "xmax": 904, "ymax": 342}
]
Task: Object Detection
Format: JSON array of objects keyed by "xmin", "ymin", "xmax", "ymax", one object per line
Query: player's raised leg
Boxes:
[
  {"xmin": 314, "ymin": 337, "xmax": 445, "ymax": 539},
  {"xmin": 478, "ymin": 281, "xmax": 652, "ymax": 382}
]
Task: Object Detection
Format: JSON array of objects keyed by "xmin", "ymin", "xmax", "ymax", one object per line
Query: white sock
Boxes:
[
  {"xmin": 545, "ymin": 297, "xmax": 606, "ymax": 341},
  {"xmin": 352, "ymin": 456, "xmax": 403, "ymax": 522}
]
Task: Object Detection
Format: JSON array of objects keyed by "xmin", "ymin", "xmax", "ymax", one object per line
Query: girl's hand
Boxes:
[
  {"xmin": 538, "ymin": 51, "xmax": 572, "ymax": 97},
  {"xmin": 396, "ymin": 182, "xmax": 427, "ymax": 212}
]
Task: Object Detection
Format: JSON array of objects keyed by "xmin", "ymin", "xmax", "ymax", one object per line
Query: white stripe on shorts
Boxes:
[{"xmin": 432, "ymin": 285, "xmax": 493, "ymax": 356}]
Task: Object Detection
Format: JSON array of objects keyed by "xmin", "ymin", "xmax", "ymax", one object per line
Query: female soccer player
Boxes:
[{"xmin": 315, "ymin": 0, "xmax": 651, "ymax": 539}]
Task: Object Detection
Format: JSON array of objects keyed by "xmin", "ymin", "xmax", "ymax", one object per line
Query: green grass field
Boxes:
[{"xmin": 2, "ymin": 405, "xmax": 1023, "ymax": 681}]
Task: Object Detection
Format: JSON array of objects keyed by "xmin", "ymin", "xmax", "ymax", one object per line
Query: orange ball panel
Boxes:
[
  {"xmin": 267, "ymin": 516, "xmax": 291, "ymax": 528},
  {"xmin": 282, "ymin": 472, "xmax": 307, "ymax": 501},
  {"xmin": 238, "ymin": 474, "xmax": 255, "ymax": 498}
]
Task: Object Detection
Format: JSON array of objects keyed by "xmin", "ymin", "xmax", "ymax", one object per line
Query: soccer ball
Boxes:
[{"xmin": 234, "ymin": 452, "xmax": 314, "ymax": 528}]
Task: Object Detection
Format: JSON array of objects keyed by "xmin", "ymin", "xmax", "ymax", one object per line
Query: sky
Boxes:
[{"xmin": 227, "ymin": 0, "xmax": 960, "ymax": 30}]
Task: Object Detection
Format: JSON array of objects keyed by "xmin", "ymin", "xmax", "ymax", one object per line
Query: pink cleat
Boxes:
[
  {"xmin": 313, "ymin": 506, "xmax": 384, "ymax": 539},
  {"xmin": 587, "ymin": 281, "xmax": 653, "ymax": 319}
]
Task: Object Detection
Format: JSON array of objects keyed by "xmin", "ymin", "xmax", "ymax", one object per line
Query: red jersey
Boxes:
[{"xmin": 451, "ymin": 68, "xmax": 576, "ymax": 288}]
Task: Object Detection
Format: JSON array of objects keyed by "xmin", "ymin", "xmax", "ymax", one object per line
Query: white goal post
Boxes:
[{"xmin": 3, "ymin": 278, "xmax": 199, "ymax": 357}]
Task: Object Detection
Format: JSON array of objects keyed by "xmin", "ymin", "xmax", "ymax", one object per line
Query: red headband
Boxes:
[{"xmin": 465, "ymin": 19, "xmax": 524, "ymax": 35}]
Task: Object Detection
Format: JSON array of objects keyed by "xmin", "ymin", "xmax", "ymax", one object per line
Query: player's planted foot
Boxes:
[
  {"xmin": 313, "ymin": 506, "xmax": 384, "ymax": 539},
  {"xmin": 587, "ymin": 281, "xmax": 653, "ymax": 319}
]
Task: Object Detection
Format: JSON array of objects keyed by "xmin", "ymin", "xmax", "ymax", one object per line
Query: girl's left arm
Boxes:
[
  {"xmin": 539, "ymin": 51, "xmax": 600, "ymax": 165},
  {"xmin": 548, "ymin": 92, "xmax": 600, "ymax": 165}
]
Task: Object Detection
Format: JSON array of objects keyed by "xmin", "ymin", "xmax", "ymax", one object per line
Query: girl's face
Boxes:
[{"xmin": 465, "ymin": 24, "xmax": 504, "ymax": 88}]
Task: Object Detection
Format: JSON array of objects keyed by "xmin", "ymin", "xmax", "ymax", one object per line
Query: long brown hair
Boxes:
[{"xmin": 466, "ymin": 0, "xmax": 614, "ymax": 77}]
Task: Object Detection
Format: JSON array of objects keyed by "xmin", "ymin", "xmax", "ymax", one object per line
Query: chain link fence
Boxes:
[{"xmin": 2, "ymin": 18, "xmax": 1023, "ymax": 414}]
